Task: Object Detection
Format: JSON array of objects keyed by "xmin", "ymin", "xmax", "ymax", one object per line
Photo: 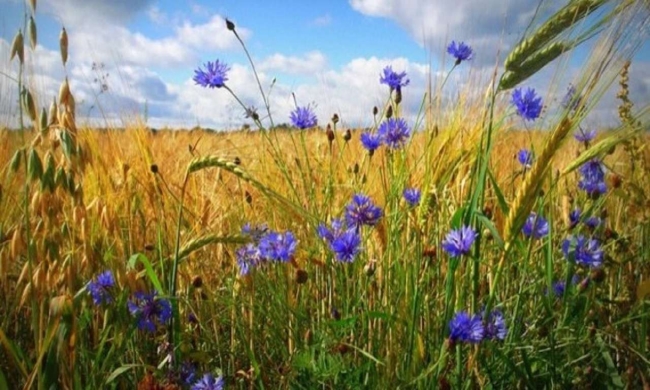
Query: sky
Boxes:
[{"xmin": 0, "ymin": 0, "xmax": 649, "ymax": 130}]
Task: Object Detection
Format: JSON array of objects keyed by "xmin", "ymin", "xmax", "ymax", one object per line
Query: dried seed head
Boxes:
[
  {"xmin": 150, "ymin": 164, "xmax": 159, "ymax": 174},
  {"xmin": 59, "ymin": 27, "xmax": 68, "ymax": 65},
  {"xmin": 395, "ymin": 88, "xmax": 402, "ymax": 105},
  {"xmin": 386, "ymin": 105, "xmax": 393, "ymax": 119},
  {"xmin": 610, "ymin": 174, "xmax": 622, "ymax": 189},
  {"xmin": 295, "ymin": 269, "xmax": 308, "ymax": 284},
  {"xmin": 373, "ymin": 106, "xmax": 378, "ymax": 116},
  {"xmin": 343, "ymin": 129, "xmax": 351, "ymax": 142},
  {"xmin": 58, "ymin": 78, "xmax": 70, "ymax": 106},
  {"xmin": 245, "ymin": 191, "xmax": 252, "ymax": 204},
  {"xmin": 10, "ymin": 30, "xmax": 24, "ymax": 64},
  {"xmin": 226, "ymin": 18, "xmax": 236, "ymax": 31},
  {"xmin": 326, "ymin": 126, "xmax": 335, "ymax": 143},
  {"xmin": 331, "ymin": 113, "xmax": 339, "ymax": 124},
  {"xmin": 192, "ymin": 275, "xmax": 203, "ymax": 288},
  {"xmin": 423, "ymin": 246, "xmax": 437, "ymax": 258},
  {"xmin": 234, "ymin": 156, "xmax": 241, "ymax": 165}
]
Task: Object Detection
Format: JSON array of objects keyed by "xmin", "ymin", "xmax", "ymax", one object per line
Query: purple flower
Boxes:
[
  {"xmin": 379, "ymin": 66, "xmax": 410, "ymax": 91},
  {"xmin": 180, "ymin": 361, "xmax": 198, "ymax": 385},
  {"xmin": 290, "ymin": 106, "xmax": 318, "ymax": 129},
  {"xmin": 562, "ymin": 235, "xmax": 604, "ymax": 268},
  {"xmin": 522, "ymin": 213, "xmax": 549, "ymax": 239},
  {"xmin": 517, "ymin": 149, "xmax": 534, "ymax": 169},
  {"xmin": 403, "ymin": 188, "xmax": 421, "ymax": 207},
  {"xmin": 193, "ymin": 60, "xmax": 230, "ymax": 88},
  {"xmin": 241, "ymin": 223, "xmax": 268, "ymax": 242},
  {"xmin": 569, "ymin": 209, "xmax": 581, "ymax": 228},
  {"xmin": 561, "ymin": 84, "xmax": 580, "ymax": 110},
  {"xmin": 447, "ymin": 41, "xmax": 473, "ymax": 65},
  {"xmin": 549, "ymin": 275, "xmax": 581, "ymax": 297},
  {"xmin": 585, "ymin": 216, "xmax": 602, "ymax": 229},
  {"xmin": 345, "ymin": 194, "xmax": 383, "ymax": 228},
  {"xmin": 378, "ymin": 118, "xmax": 410, "ymax": 149},
  {"xmin": 191, "ymin": 373, "xmax": 224, "ymax": 390},
  {"xmin": 87, "ymin": 270, "xmax": 115, "ymax": 305},
  {"xmin": 512, "ymin": 87, "xmax": 543, "ymax": 121},
  {"xmin": 258, "ymin": 231, "xmax": 298, "ymax": 262},
  {"xmin": 360, "ymin": 132, "xmax": 382, "ymax": 153},
  {"xmin": 574, "ymin": 129, "xmax": 596, "ymax": 144},
  {"xmin": 317, "ymin": 218, "xmax": 345, "ymax": 243},
  {"xmin": 442, "ymin": 225, "xmax": 477, "ymax": 257},
  {"xmin": 578, "ymin": 159, "xmax": 607, "ymax": 197},
  {"xmin": 449, "ymin": 311, "xmax": 484, "ymax": 343},
  {"xmin": 236, "ymin": 243, "xmax": 262, "ymax": 275},
  {"xmin": 483, "ymin": 309, "xmax": 508, "ymax": 340},
  {"xmin": 127, "ymin": 291, "xmax": 172, "ymax": 332},
  {"xmin": 330, "ymin": 229, "xmax": 362, "ymax": 263}
]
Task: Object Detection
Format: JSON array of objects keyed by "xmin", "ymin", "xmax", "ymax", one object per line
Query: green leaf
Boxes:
[
  {"xmin": 105, "ymin": 364, "xmax": 142, "ymax": 384},
  {"xmin": 476, "ymin": 213, "xmax": 504, "ymax": 249},
  {"xmin": 127, "ymin": 253, "xmax": 164, "ymax": 293}
]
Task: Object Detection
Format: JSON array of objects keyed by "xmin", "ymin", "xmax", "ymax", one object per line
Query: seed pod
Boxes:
[
  {"xmin": 225, "ymin": 18, "xmax": 235, "ymax": 31},
  {"xmin": 48, "ymin": 98, "xmax": 58, "ymax": 126},
  {"xmin": 28, "ymin": 149, "xmax": 43, "ymax": 181},
  {"xmin": 386, "ymin": 105, "xmax": 393, "ymax": 119},
  {"xmin": 58, "ymin": 78, "xmax": 70, "ymax": 106},
  {"xmin": 28, "ymin": 16, "xmax": 37, "ymax": 49},
  {"xmin": 39, "ymin": 107, "xmax": 47, "ymax": 133},
  {"xmin": 22, "ymin": 88, "xmax": 37, "ymax": 123},
  {"xmin": 10, "ymin": 149, "xmax": 23, "ymax": 173},
  {"xmin": 10, "ymin": 30, "xmax": 24, "ymax": 63},
  {"xmin": 343, "ymin": 129, "xmax": 351, "ymax": 142},
  {"xmin": 59, "ymin": 27, "xmax": 68, "ymax": 65}
]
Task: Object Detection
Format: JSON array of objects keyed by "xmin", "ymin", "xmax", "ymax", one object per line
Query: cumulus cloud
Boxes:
[{"xmin": 259, "ymin": 51, "xmax": 328, "ymax": 75}]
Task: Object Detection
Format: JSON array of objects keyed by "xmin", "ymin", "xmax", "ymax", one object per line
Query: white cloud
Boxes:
[
  {"xmin": 311, "ymin": 14, "xmax": 332, "ymax": 27},
  {"xmin": 259, "ymin": 51, "xmax": 328, "ymax": 75}
]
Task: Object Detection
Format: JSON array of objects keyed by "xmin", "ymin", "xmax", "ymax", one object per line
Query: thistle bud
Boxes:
[
  {"xmin": 343, "ymin": 129, "xmax": 351, "ymax": 142},
  {"xmin": 386, "ymin": 105, "xmax": 393, "ymax": 119},
  {"xmin": 192, "ymin": 275, "xmax": 203, "ymax": 288},
  {"xmin": 326, "ymin": 125, "xmax": 335, "ymax": 143},
  {"xmin": 245, "ymin": 191, "xmax": 252, "ymax": 204},
  {"xmin": 59, "ymin": 27, "xmax": 68, "ymax": 65},
  {"xmin": 395, "ymin": 87, "xmax": 402, "ymax": 105},
  {"xmin": 372, "ymin": 106, "xmax": 378, "ymax": 116},
  {"xmin": 150, "ymin": 164, "xmax": 158, "ymax": 174},
  {"xmin": 331, "ymin": 113, "xmax": 339, "ymax": 124},
  {"xmin": 10, "ymin": 30, "xmax": 24, "ymax": 64},
  {"xmin": 225, "ymin": 18, "xmax": 236, "ymax": 31},
  {"xmin": 233, "ymin": 156, "xmax": 241, "ymax": 165}
]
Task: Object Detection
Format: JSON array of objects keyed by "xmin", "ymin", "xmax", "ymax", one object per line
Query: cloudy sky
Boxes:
[{"xmin": 1, "ymin": 0, "xmax": 649, "ymax": 130}]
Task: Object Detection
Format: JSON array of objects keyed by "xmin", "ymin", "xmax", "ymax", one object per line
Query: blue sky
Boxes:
[{"xmin": 1, "ymin": 0, "xmax": 649, "ymax": 129}]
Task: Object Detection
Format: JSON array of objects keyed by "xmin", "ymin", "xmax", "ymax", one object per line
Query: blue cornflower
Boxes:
[
  {"xmin": 191, "ymin": 373, "xmax": 224, "ymax": 390},
  {"xmin": 522, "ymin": 213, "xmax": 549, "ymax": 239},
  {"xmin": 360, "ymin": 132, "xmax": 382, "ymax": 153},
  {"xmin": 512, "ymin": 87, "xmax": 543, "ymax": 121},
  {"xmin": 377, "ymin": 118, "xmax": 410, "ymax": 149},
  {"xmin": 517, "ymin": 149, "xmax": 534, "ymax": 169},
  {"xmin": 442, "ymin": 225, "xmax": 477, "ymax": 257},
  {"xmin": 482, "ymin": 309, "xmax": 508, "ymax": 341},
  {"xmin": 180, "ymin": 361, "xmax": 198, "ymax": 386},
  {"xmin": 127, "ymin": 291, "xmax": 172, "ymax": 332},
  {"xmin": 561, "ymin": 84, "xmax": 580, "ymax": 110},
  {"xmin": 578, "ymin": 159, "xmax": 607, "ymax": 197},
  {"xmin": 317, "ymin": 218, "xmax": 345, "ymax": 243},
  {"xmin": 258, "ymin": 231, "xmax": 298, "ymax": 262},
  {"xmin": 447, "ymin": 41, "xmax": 473, "ymax": 65},
  {"xmin": 290, "ymin": 106, "xmax": 318, "ymax": 129},
  {"xmin": 241, "ymin": 223, "xmax": 269, "ymax": 242},
  {"xmin": 569, "ymin": 209, "xmax": 581, "ymax": 228},
  {"xmin": 549, "ymin": 275, "xmax": 581, "ymax": 297},
  {"xmin": 379, "ymin": 66, "xmax": 410, "ymax": 91},
  {"xmin": 87, "ymin": 270, "xmax": 115, "ymax": 305},
  {"xmin": 193, "ymin": 60, "xmax": 230, "ymax": 88},
  {"xmin": 403, "ymin": 188, "xmax": 421, "ymax": 207},
  {"xmin": 236, "ymin": 243, "xmax": 263, "ymax": 275},
  {"xmin": 585, "ymin": 216, "xmax": 602, "ymax": 229},
  {"xmin": 330, "ymin": 229, "xmax": 362, "ymax": 263},
  {"xmin": 574, "ymin": 129, "xmax": 596, "ymax": 144},
  {"xmin": 345, "ymin": 194, "xmax": 383, "ymax": 228},
  {"xmin": 449, "ymin": 311, "xmax": 484, "ymax": 343},
  {"xmin": 562, "ymin": 235, "xmax": 604, "ymax": 268}
]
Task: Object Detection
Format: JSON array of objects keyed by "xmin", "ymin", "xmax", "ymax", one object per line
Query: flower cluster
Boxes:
[
  {"xmin": 447, "ymin": 41, "xmax": 473, "ymax": 65},
  {"xmin": 512, "ymin": 87, "xmax": 543, "ymax": 121},
  {"xmin": 361, "ymin": 118, "xmax": 411, "ymax": 152},
  {"xmin": 442, "ymin": 225, "xmax": 477, "ymax": 257},
  {"xmin": 345, "ymin": 193, "xmax": 383, "ymax": 229},
  {"xmin": 578, "ymin": 159, "xmax": 607, "ymax": 197},
  {"xmin": 127, "ymin": 291, "xmax": 172, "ymax": 333},
  {"xmin": 290, "ymin": 105, "xmax": 318, "ymax": 129},
  {"xmin": 449, "ymin": 309, "xmax": 507, "ymax": 343},
  {"xmin": 191, "ymin": 373, "xmax": 224, "ymax": 390},
  {"xmin": 193, "ymin": 60, "xmax": 230, "ymax": 89},
  {"xmin": 522, "ymin": 213, "xmax": 549, "ymax": 239},
  {"xmin": 403, "ymin": 188, "xmax": 421, "ymax": 207},
  {"xmin": 87, "ymin": 270, "xmax": 115, "ymax": 306},
  {"xmin": 317, "ymin": 219, "xmax": 362, "ymax": 263},
  {"xmin": 379, "ymin": 66, "xmax": 410, "ymax": 92},
  {"xmin": 235, "ymin": 224, "xmax": 298, "ymax": 275},
  {"xmin": 562, "ymin": 235, "xmax": 604, "ymax": 268},
  {"xmin": 574, "ymin": 128, "xmax": 596, "ymax": 144},
  {"xmin": 517, "ymin": 149, "xmax": 534, "ymax": 169}
]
